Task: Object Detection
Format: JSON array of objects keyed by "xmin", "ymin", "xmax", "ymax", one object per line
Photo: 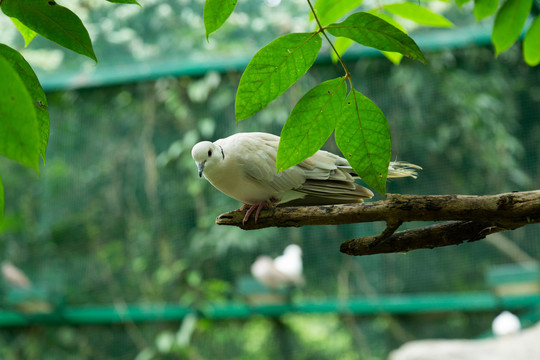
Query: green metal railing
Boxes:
[
  {"xmin": 39, "ymin": 23, "xmax": 494, "ymax": 92},
  {"xmin": 1, "ymin": 291, "xmax": 538, "ymax": 327}
]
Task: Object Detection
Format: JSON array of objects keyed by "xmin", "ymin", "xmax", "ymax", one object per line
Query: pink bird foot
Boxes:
[{"xmin": 236, "ymin": 198, "xmax": 279, "ymax": 224}]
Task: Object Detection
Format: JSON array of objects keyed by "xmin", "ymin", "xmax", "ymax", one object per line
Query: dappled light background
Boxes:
[{"xmin": 0, "ymin": 0, "xmax": 540, "ymax": 359}]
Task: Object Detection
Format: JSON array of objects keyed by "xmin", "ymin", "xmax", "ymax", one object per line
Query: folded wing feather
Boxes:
[{"xmin": 227, "ymin": 133, "xmax": 375, "ymax": 205}]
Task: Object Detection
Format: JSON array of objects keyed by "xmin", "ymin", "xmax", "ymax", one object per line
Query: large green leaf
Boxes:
[
  {"xmin": 455, "ymin": 0, "xmax": 472, "ymax": 6},
  {"xmin": 312, "ymin": 0, "xmax": 364, "ymax": 26},
  {"xmin": 1, "ymin": 0, "xmax": 97, "ymax": 61},
  {"xmin": 523, "ymin": 16, "xmax": 540, "ymax": 66},
  {"xmin": 492, "ymin": 0, "xmax": 532, "ymax": 56},
  {"xmin": 367, "ymin": 10, "xmax": 406, "ymax": 64},
  {"xmin": 474, "ymin": 0, "xmax": 499, "ymax": 20},
  {"xmin": 204, "ymin": 0, "xmax": 238, "ymax": 39},
  {"xmin": 0, "ymin": 55, "xmax": 39, "ymax": 173},
  {"xmin": 383, "ymin": 3, "xmax": 454, "ymax": 27},
  {"xmin": 276, "ymin": 77, "xmax": 347, "ymax": 172},
  {"xmin": 0, "ymin": 44, "xmax": 49, "ymax": 163},
  {"xmin": 335, "ymin": 89, "xmax": 390, "ymax": 194},
  {"xmin": 235, "ymin": 32, "xmax": 322, "ymax": 121},
  {"xmin": 10, "ymin": 17, "xmax": 37, "ymax": 47},
  {"xmin": 326, "ymin": 12, "xmax": 426, "ymax": 64}
]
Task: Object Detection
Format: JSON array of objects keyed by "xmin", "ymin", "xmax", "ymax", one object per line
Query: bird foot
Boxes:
[{"xmin": 236, "ymin": 198, "xmax": 278, "ymax": 224}]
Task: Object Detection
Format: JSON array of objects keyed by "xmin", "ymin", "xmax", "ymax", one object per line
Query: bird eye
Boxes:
[{"xmin": 208, "ymin": 150, "xmax": 212, "ymax": 157}]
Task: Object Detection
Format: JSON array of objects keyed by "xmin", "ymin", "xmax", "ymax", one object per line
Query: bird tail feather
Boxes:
[{"xmin": 388, "ymin": 161, "xmax": 422, "ymax": 179}]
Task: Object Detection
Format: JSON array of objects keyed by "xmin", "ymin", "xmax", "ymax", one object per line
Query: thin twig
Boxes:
[{"xmin": 307, "ymin": 0, "xmax": 351, "ymax": 80}]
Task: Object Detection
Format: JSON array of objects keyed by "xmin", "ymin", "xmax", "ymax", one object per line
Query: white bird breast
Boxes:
[{"xmin": 202, "ymin": 154, "xmax": 280, "ymax": 205}]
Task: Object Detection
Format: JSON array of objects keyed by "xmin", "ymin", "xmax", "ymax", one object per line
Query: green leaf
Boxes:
[
  {"xmin": 106, "ymin": 0, "xmax": 141, "ymax": 5},
  {"xmin": 523, "ymin": 16, "xmax": 540, "ymax": 66},
  {"xmin": 1, "ymin": 0, "xmax": 97, "ymax": 61},
  {"xmin": 204, "ymin": 0, "xmax": 238, "ymax": 39},
  {"xmin": 276, "ymin": 77, "xmax": 347, "ymax": 172},
  {"xmin": 382, "ymin": 50, "xmax": 403, "ymax": 64},
  {"xmin": 0, "ymin": 44, "xmax": 49, "ymax": 163},
  {"xmin": 474, "ymin": 0, "xmax": 499, "ymax": 20},
  {"xmin": 326, "ymin": 12, "xmax": 426, "ymax": 64},
  {"xmin": 335, "ymin": 89, "xmax": 390, "ymax": 194},
  {"xmin": 366, "ymin": 10, "xmax": 408, "ymax": 33},
  {"xmin": 0, "ymin": 55, "xmax": 39, "ymax": 173},
  {"xmin": 492, "ymin": 0, "xmax": 533, "ymax": 56},
  {"xmin": 331, "ymin": 37, "xmax": 354, "ymax": 62},
  {"xmin": 0, "ymin": 173, "xmax": 3, "ymax": 218},
  {"xmin": 10, "ymin": 17, "xmax": 37, "ymax": 47},
  {"xmin": 383, "ymin": 3, "xmax": 454, "ymax": 27},
  {"xmin": 312, "ymin": 0, "xmax": 364, "ymax": 26},
  {"xmin": 455, "ymin": 0, "xmax": 472, "ymax": 6},
  {"xmin": 366, "ymin": 10, "xmax": 406, "ymax": 64},
  {"xmin": 235, "ymin": 32, "xmax": 322, "ymax": 121}
]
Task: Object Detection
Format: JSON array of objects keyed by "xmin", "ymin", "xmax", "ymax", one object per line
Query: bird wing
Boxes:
[
  {"xmin": 290, "ymin": 149, "xmax": 374, "ymax": 203},
  {"xmin": 221, "ymin": 132, "xmax": 374, "ymax": 204},
  {"xmin": 224, "ymin": 133, "xmax": 307, "ymax": 194}
]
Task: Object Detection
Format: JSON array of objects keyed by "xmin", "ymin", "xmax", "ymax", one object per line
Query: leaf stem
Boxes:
[{"xmin": 306, "ymin": 0, "xmax": 352, "ymax": 82}]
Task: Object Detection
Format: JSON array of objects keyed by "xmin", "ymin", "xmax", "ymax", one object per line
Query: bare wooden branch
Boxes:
[
  {"xmin": 215, "ymin": 190, "xmax": 540, "ymax": 256},
  {"xmin": 217, "ymin": 191, "xmax": 540, "ymax": 228},
  {"xmin": 340, "ymin": 220, "xmax": 526, "ymax": 256}
]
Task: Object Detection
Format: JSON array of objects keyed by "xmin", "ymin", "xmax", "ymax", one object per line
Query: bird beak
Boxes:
[{"xmin": 197, "ymin": 161, "xmax": 206, "ymax": 177}]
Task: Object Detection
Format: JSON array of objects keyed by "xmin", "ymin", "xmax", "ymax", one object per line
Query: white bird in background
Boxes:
[
  {"xmin": 274, "ymin": 244, "xmax": 303, "ymax": 285},
  {"xmin": 1, "ymin": 261, "xmax": 31, "ymax": 289},
  {"xmin": 251, "ymin": 256, "xmax": 292, "ymax": 289},
  {"xmin": 251, "ymin": 244, "xmax": 304, "ymax": 288},
  {"xmin": 191, "ymin": 132, "xmax": 420, "ymax": 223},
  {"xmin": 1, "ymin": 261, "xmax": 55, "ymax": 314},
  {"xmin": 492, "ymin": 311, "xmax": 521, "ymax": 336}
]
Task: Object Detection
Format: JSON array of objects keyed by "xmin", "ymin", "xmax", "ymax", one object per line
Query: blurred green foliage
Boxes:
[{"xmin": 0, "ymin": 0, "xmax": 310, "ymax": 75}]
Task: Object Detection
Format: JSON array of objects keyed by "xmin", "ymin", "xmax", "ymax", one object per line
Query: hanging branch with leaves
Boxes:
[{"xmin": 228, "ymin": 1, "xmax": 427, "ymax": 195}]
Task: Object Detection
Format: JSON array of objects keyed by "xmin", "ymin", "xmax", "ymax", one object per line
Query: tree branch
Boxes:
[
  {"xmin": 216, "ymin": 190, "xmax": 540, "ymax": 255},
  {"xmin": 340, "ymin": 220, "xmax": 522, "ymax": 256}
]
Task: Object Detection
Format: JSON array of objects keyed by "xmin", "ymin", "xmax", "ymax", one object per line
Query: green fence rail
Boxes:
[
  {"xmin": 1, "ymin": 292, "xmax": 539, "ymax": 327},
  {"xmin": 39, "ymin": 23, "xmax": 495, "ymax": 92}
]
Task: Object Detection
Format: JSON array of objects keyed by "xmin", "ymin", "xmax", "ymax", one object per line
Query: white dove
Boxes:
[
  {"xmin": 1, "ymin": 261, "xmax": 31, "ymax": 288},
  {"xmin": 492, "ymin": 311, "xmax": 521, "ymax": 336},
  {"xmin": 251, "ymin": 256, "xmax": 293, "ymax": 288},
  {"xmin": 192, "ymin": 132, "xmax": 420, "ymax": 223},
  {"xmin": 273, "ymin": 244, "xmax": 303, "ymax": 286},
  {"xmin": 251, "ymin": 244, "xmax": 304, "ymax": 288}
]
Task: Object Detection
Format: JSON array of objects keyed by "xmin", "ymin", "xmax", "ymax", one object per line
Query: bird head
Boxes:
[
  {"xmin": 191, "ymin": 141, "xmax": 223, "ymax": 177},
  {"xmin": 284, "ymin": 244, "xmax": 302, "ymax": 258}
]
